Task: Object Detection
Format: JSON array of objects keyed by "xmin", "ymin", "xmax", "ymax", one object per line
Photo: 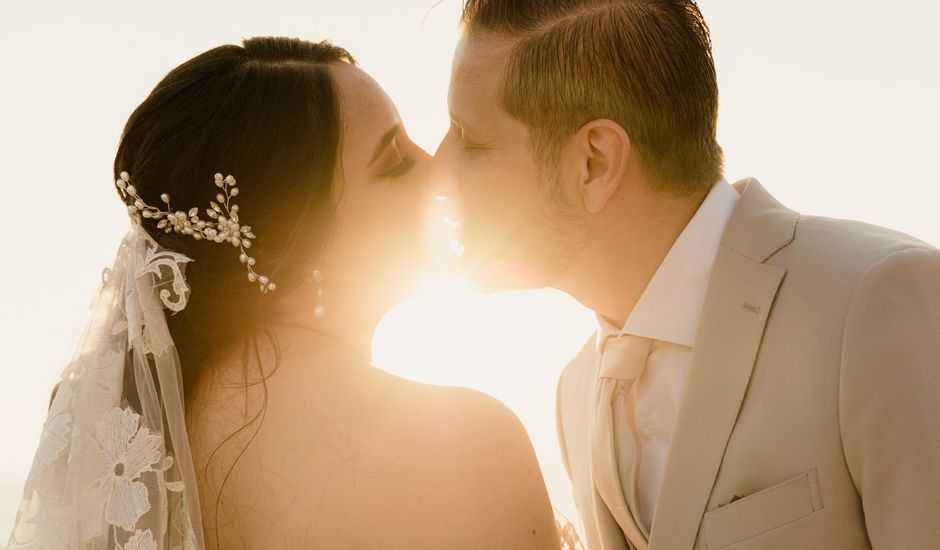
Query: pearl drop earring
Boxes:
[{"xmin": 312, "ymin": 269, "xmax": 326, "ymax": 318}]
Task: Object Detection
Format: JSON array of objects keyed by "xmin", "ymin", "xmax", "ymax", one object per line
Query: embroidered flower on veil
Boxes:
[
  {"xmin": 119, "ymin": 528, "xmax": 159, "ymax": 550},
  {"xmin": 80, "ymin": 406, "xmax": 164, "ymax": 536}
]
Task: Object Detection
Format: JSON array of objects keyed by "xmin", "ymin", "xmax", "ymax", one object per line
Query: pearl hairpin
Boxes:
[{"xmin": 115, "ymin": 171, "xmax": 277, "ymax": 294}]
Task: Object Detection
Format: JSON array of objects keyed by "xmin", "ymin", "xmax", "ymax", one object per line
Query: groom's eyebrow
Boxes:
[{"xmin": 369, "ymin": 124, "xmax": 401, "ymax": 165}]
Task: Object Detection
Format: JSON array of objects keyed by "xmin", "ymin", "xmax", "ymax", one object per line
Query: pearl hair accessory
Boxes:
[{"xmin": 115, "ymin": 171, "xmax": 277, "ymax": 294}]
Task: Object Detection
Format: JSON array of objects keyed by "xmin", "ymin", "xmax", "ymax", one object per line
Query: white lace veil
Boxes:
[{"xmin": 7, "ymin": 218, "xmax": 205, "ymax": 550}]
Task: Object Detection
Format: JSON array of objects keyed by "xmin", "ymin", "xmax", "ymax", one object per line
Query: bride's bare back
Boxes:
[{"xmin": 187, "ymin": 326, "xmax": 559, "ymax": 549}]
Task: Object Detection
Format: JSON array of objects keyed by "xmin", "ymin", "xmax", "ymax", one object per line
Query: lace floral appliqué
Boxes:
[
  {"xmin": 80, "ymin": 407, "xmax": 164, "ymax": 536},
  {"xmin": 118, "ymin": 529, "xmax": 158, "ymax": 550}
]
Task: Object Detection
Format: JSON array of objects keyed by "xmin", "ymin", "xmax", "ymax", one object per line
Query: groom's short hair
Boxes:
[{"xmin": 461, "ymin": 0, "xmax": 723, "ymax": 195}]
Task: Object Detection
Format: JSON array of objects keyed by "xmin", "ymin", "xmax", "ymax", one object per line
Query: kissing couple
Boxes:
[{"xmin": 8, "ymin": 1, "xmax": 940, "ymax": 549}]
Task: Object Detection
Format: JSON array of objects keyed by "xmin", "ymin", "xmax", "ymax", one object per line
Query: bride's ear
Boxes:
[{"xmin": 572, "ymin": 119, "xmax": 631, "ymax": 214}]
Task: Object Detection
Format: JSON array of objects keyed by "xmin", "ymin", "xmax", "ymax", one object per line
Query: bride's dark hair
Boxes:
[
  {"xmin": 111, "ymin": 37, "xmax": 355, "ymax": 543},
  {"xmin": 113, "ymin": 36, "xmax": 354, "ymax": 403}
]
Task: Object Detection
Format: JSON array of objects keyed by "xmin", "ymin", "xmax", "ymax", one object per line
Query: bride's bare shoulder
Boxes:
[
  {"xmin": 202, "ymin": 349, "xmax": 561, "ymax": 549},
  {"xmin": 359, "ymin": 366, "xmax": 533, "ymax": 464},
  {"xmin": 334, "ymin": 365, "xmax": 561, "ymax": 548}
]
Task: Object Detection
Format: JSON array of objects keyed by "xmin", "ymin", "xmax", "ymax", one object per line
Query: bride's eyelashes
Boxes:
[
  {"xmin": 377, "ymin": 153, "xmax": 417, "ymax": 180},
  {"xmin": 372, "ymin": 134, "xmax": 418, "ymax": 180}
]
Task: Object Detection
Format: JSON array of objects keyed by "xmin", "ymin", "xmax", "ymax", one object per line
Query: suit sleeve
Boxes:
[{"xmin": 840, "ymin": 246, "xmax": 940, "ymax": 549}]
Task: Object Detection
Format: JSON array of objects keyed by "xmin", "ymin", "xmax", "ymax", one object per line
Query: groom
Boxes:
[{"xmin": 433, "ymin": 0, "xmax": 940, "ymax": 549}]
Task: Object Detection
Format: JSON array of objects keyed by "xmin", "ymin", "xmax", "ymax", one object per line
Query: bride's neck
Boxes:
[
  {"xmin": 277, "ymin": 311, "xmax": 374, "ymax": 364},
  {"xmin": 267, "ymin": 284, "xmax": 395, "ymax": 364}
]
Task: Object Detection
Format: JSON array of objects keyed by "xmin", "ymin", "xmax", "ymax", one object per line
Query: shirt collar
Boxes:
[{"xmin": 595, "ymin": 179, "xmax": 741, "ymax": 351}]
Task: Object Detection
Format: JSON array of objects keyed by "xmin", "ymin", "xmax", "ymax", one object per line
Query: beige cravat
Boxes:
[{"xmin": 592, "ymin": 334, "xmax": 653, "ymax": 550}]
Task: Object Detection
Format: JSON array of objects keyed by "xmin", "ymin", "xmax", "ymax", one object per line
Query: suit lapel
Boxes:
[{"xmin": 648, "ymin": 179, "xmax": 799, "ymax": 550}]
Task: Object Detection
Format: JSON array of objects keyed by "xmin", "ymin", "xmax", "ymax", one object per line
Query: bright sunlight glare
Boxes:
[{"xmin": 373, "ymin": 277, "xmax": 596, "ymax": 524}]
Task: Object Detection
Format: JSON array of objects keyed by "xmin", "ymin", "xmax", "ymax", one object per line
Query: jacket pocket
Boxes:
[{"xmin": 702, "ymin": 468, "xmax": 824, "ymax": 549}]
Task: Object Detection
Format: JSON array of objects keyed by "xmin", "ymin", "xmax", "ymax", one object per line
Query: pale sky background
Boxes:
[{"xmin": 1, "ymin": 0, "xmax": 938, "ymax": 541}]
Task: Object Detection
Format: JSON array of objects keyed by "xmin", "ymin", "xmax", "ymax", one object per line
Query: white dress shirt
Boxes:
[{"xmin": 594, "ymin": 179, "xmax": 740, "ymax": 533}]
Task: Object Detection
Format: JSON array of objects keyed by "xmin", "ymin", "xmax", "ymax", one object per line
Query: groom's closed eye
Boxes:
[{"xmin": 449, "ymin": 118, "xmax": 492, "ymax": 152}]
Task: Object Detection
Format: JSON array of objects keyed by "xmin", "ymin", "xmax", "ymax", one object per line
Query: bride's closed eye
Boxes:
[
  {"xmin": 377, "ymin": 151, "xmax": 416, "ymax": 179},
  {"xmin": 373, "ymin": 140, "xmax": 417, "ymax": 180},
  {"xmin": 370, "ymin": 124, "xmax": 418, "ymax": 180}
]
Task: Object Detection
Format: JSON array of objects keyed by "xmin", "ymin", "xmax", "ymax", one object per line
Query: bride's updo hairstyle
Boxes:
[{"xmin": 112, "ymin": 37, "xmax": 355, "ymax": 403}]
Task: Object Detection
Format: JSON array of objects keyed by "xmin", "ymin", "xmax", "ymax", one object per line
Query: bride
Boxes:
[{"xmin": 7, "ymin": 36, "xmax": 560, "ymax": 549}]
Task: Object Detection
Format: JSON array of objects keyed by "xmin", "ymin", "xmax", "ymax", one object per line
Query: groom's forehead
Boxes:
[{"xmin": 449, "ymin": 34, "xmax": 514, "ymax": 106}]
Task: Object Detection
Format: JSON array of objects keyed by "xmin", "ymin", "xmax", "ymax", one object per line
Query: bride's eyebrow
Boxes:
[{"xmin": 369, "ymin": 124, "xmax": 401, "ymax": 166}]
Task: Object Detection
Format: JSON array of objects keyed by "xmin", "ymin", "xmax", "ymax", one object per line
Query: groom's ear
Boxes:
[{"xmin": 572, "ymin": 120, "xmax": 631, "ymax": 214}]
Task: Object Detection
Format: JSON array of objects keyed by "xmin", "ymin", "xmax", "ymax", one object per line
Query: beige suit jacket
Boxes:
[{"xmin": 556, "ymin": 178, "xmax": 940, "ymax": 550}]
